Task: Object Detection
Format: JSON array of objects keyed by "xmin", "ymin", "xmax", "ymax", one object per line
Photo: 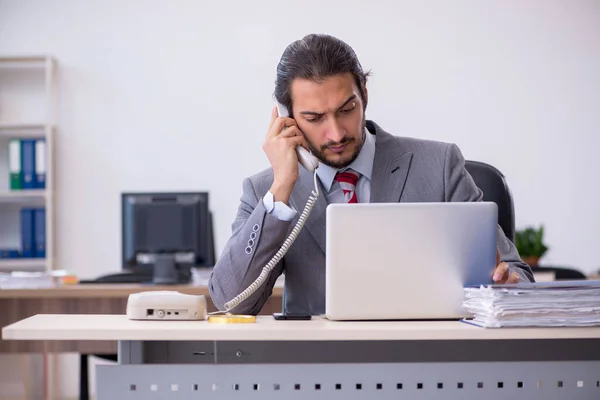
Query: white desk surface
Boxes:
[{"xmin": 3, "ymin": 314, "xmax": 600, "ymax": 342}]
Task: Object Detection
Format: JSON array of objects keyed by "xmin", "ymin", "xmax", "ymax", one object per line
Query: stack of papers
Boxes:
[
  {"xmin": 462, "ymin": 280, "xmax": 600, "ymax": 328},
  {"xmin": 0, "ymin": 271, "xmax": 54, "ymax": 289},
  {"xmin": 0, "ymin": 270, "xmax": 72, "ymax": 289}
]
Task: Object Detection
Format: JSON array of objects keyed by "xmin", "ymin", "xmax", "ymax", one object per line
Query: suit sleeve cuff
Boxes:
[
  {"xmin": 510, "ymin": 265, "xmax": 534, "ymax": 282},
  {"xmin": 262, "ymin": 191, "xmax": 297, "ymax": 221}
]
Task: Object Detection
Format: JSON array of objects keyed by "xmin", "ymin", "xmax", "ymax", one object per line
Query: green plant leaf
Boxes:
[{"xmin": 515, "ymin": 225, "xmax": 549, "ymax": 258}]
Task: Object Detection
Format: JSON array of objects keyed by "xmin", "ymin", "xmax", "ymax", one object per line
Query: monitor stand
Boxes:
[{"xmin": 152, "ymin": 254, "xmax": 178, "ymax": 285}]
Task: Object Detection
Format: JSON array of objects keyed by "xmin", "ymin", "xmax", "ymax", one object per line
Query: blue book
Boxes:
[
  {"xmin": 21, "ymin": 140, "xmax": 36, "ymax": 189},
  {"xmin": 0, "ymin": 249, "xmax": 20, "ymax": 259},
  {"xmin": 33, "ymin": 208, "xmax": 46, "ymax": 258},
  {"xmin": 34, "ymin": 139, "xmax": 46, "ymax": 189},
  {"xmin": 20, "ymin": 208, "xmax": 34, "ymax": 258}
]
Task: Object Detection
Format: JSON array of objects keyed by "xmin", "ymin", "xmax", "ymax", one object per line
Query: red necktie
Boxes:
[{"xmin": 334, "ymin": 170, "xmax": 360, "ymax": 203}]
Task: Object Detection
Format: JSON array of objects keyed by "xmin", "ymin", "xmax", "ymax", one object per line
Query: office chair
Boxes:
[
  {"xmin": 465, "ymin": 160, "xmax": 515, "ymax": 241},
  {"xmin": 465, "ymin": 160, "xmax": 586, "ymax": 281}
]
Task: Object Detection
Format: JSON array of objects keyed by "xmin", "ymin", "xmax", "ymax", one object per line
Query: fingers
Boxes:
[
  {"xmin": 506, "ymin": 271, "xmax": 520, "ymax": 284},
  {"xmin": 493, "ymin": 262, "xmax": 509, "ymax": 283},
  {"xmin": 278, "ymin": 125, "xmax": 301, "ymax": 139},
  {"xmin": 493, "ymin": 248, "xmax": 520, "ymax": 284},
  {"xmin": 265, "ymin": 123, "xmax": 308, "ymax": 150},
  {"xmin": 492, "ymin": 262, "xmax": 521, "ymax": 284},
  {"xmin": 289, "ymin": 135, "xmax": 309, "ymax": 151},
  {"xmin": 270, "ymin": 106, "xmax": 278, "ymax": 126},
  {"xmin": 272, "ymin": 125, "xmax": 309, "ymax": 151},
  {"xmin": 267, "ymin": 114, "xmax": 297, "ymax": 139}
]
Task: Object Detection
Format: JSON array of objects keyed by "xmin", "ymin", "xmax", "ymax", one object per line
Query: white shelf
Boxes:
[
  {"xmin": 0, "ymin": 259, "xmax": 46, "ymax": 271},
  {"xmin": 0, "ymin": 190, "xmax": 47, "ymax": 203},
  {"xmin": 0, "ymin": 124, "xmax": 49, "ymax": 138},
  {"xmin": 0, "ymin": 56, "xmax": 53, "ymax": 68},
  {"xmin": 0, "ymin": 123, "xmax": 47, "ymax": 129},
  {"xmin": 0, "ymin": 56, "xmax": 50, "ymax": 62}
]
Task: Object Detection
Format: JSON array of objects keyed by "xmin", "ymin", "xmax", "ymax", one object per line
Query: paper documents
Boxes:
[{"xmin": 462, "ymin": 280, "xmax": 600, "ymax": 328}]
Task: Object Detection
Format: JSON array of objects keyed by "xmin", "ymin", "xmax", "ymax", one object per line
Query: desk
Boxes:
[
  {"xmin": 3, "ymin": 314, "xmax": 600, "ymax": 400},
  {"xmin": 0, "ymin": 284, "xmax": 283, "ymax": 353}
]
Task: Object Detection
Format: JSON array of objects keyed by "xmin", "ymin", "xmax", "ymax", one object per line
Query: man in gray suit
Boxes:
[{"xmin": 209, "ymin": 34, "xmax": 534, "ymax": 316}]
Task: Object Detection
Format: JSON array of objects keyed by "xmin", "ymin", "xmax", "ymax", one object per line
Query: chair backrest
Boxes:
[{"xmin": 465, "ymin": 160, "xmax": 515, "ymax": 242}]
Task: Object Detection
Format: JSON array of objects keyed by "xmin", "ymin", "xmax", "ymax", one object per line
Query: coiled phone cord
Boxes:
[{"xmin": 223, "ymin": 170, "xmax": 320, "ymax": 312}]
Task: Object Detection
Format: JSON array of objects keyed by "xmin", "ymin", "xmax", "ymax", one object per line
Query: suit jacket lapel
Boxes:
[
  {"xmin": 290, "ymin": 167, "xmax": 329, "ymax": 254},
  {"xmin": 369, "ymin": 122, "xmax": 413, "ymax": 203}
]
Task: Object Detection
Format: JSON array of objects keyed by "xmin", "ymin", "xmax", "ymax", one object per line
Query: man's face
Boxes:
[{"xmin": 290, "ymin": 73, "xmax": 366, "ymax": 169}]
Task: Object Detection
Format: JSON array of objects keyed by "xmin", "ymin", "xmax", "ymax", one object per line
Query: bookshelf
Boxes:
[{"xmin": 0, "ymin": 56, "xmax": 55, "ymax": 273}]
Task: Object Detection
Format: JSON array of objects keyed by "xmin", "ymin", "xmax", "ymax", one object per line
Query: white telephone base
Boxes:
[{"xmin": 126, "ymin": 291, "xmax": 207, "ymax": 320}]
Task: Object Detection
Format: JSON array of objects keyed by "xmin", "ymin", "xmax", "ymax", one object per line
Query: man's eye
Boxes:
[
  {"xmin": 341, "ymin": 105, "xmax": 355, "ymax": 114},
  {"xmin": 306, "ymin": 116, "xmax": 322, "ymax": 123}
]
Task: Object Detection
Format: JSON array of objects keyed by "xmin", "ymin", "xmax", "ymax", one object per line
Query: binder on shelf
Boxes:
[
  {"xmin": 0, "ymin": 249, "xmax": 20, "ymax": 259},
  {"xmin": 21, "ymin": 139, "xmax": 36, "ymax": 189},
  {"xmin": 9, "ymin": 139, "xmax": 22, "ymax": 190},
  {"xmin": 20, "ymin": 207, "xmax": 34, "ymax": 258},
  {"xmin": 33, "ymin": 207, "xmax": 46, "ymax": 258},
  {"xmin": 34, "ymin": 139, "xmax": 46, "ymax": 189}
]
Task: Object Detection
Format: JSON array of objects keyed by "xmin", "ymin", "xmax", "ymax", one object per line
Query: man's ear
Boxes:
[{"xmin": 363, "ymin": 85, "xmax": 369, "ymax": 109}]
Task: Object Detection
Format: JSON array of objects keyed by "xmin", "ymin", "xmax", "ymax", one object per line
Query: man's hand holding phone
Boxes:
[{"xmin": 263, "ymin": 106, "xmax": 309, "ymax": 204}]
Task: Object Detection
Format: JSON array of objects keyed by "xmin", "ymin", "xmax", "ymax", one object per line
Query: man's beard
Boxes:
[{"xmin": 307, "ymin": 117, "xmax": 367, "ymax": 169}]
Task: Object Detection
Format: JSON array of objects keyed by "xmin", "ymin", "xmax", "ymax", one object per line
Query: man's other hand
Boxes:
[{"xmin": 492, "ymin": 248, "xmax": 520, "ymax": 284}]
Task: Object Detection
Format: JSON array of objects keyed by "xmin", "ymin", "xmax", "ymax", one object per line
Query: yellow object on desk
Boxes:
[
  {"xmin": 61, "ymin": 275, "xmax": 78, "ymax": 285},
  {"xmin": 207, "ymin": 314, "xmax": 257, "ymax": 324}
]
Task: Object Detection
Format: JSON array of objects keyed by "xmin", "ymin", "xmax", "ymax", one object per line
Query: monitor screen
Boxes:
[
  {"xmin": 121, "ymin": 192, "xmax": 214, "ymax": 270},
  {"xmin": 135, "ymin": 201, "xmax": 196, "ymax": 253}
]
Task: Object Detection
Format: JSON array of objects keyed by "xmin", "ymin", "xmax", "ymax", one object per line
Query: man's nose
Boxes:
[{"xmin": 325, "ymin": 118, "xmax": 345, "ymax": 143}]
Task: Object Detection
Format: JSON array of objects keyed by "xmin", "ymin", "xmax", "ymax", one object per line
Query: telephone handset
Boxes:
[
  {"xmin": 220, "ymin": 103, "xmax": 321, "ymax": 313},
  {"xmin": 274, "ymin": 102, "xmax": 320, "ymax": 172}
]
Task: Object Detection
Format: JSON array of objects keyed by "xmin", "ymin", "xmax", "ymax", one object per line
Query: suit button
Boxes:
[
  {"xmin": 250, "ymin": 232, "xmax": 257, "ymax": 240},
  {"xmin": 245, "ymin": 246, "xmax": 252, "ymax": 255},
  {"xmin": 252, "ymin": 224, "xmax": 259, "ymax": 232},
  {"xmin": 247, "ymin": 239, "xmax": 254, "ymax": 247}
]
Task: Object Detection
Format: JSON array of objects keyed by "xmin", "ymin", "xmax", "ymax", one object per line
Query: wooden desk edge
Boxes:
[{"xmin": 4, "ymin": 314, "xmax": 600, "ymax": 342}]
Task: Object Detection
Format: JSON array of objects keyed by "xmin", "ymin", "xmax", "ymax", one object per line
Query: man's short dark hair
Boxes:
[{"xmin": 274, "ymin": 34, "xmax": 371, "ymax": 115}]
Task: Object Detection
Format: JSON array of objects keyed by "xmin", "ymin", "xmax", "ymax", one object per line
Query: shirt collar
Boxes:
[{"xmin": 316, "ymin": 128, "xmax": 376, "ymax": 193}]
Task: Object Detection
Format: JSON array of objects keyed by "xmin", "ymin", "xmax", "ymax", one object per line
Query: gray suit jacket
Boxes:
[{"xmin": 209, "ymin": 121, "xmax": 534, "ymax": 315}]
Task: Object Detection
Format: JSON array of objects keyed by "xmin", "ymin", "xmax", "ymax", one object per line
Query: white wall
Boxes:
[{"xmin": 1, "ymin": 0, "xmax": 599, "ymax": 397}]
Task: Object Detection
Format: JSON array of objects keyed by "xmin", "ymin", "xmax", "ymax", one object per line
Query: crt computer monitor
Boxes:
[{"xmin": 121, "ymin": 192, "xmax": 215, "ymax": 284}]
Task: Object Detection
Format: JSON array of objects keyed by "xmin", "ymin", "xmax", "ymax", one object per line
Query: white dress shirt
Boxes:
[{"xmin": 263, "ymin": 129, "xmax": 376, "ymax": 220}]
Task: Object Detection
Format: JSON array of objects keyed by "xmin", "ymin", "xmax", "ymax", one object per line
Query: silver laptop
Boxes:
[{"xmin": 325, "ymin": 202, "xmax": 497, "ymax": 321}]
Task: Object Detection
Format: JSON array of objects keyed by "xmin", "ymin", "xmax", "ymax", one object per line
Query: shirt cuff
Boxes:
[{"xmin": 262, "ymin": 191, "xmax": 297, "ymax": 221}]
